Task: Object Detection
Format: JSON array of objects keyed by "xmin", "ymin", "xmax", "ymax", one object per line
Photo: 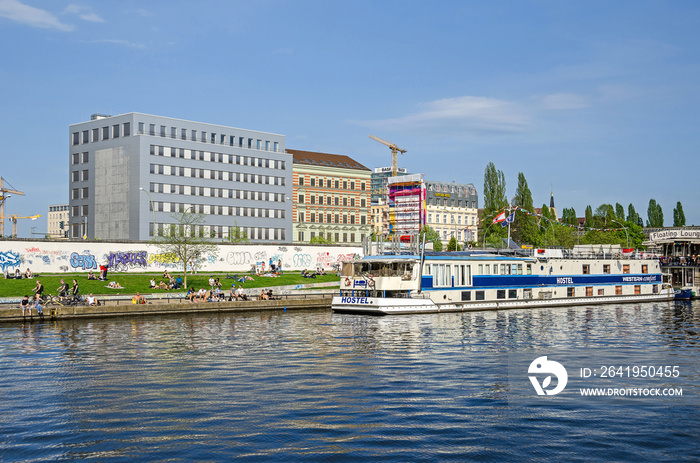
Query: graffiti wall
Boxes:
[{"xmin": 0, "ymin": 241, "xmax": 362, "ymax": 274}]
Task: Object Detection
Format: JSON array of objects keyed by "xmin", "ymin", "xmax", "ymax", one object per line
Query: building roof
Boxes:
[{"xmin": 287, "ymin": 149, "xmax": 370, "ymax": 171}]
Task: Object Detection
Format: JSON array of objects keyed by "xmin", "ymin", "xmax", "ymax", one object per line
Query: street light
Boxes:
[
  {"xmin": 611, "ymin": 219, "xmax": 629, "ymax": 248},
  {"xmin": 139, "ymin": 187, "xmax": 156, "ymax": 237}
]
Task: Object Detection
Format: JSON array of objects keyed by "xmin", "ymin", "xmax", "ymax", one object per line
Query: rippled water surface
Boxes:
[{"xmin": 1, "ymin": 302, "xmax": 699, "ymax": 462}]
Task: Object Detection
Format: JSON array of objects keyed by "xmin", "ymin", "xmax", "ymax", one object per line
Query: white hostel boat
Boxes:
[{"xmin": 332, "ymin": 246, "xmax": 673, "ymax": 315}]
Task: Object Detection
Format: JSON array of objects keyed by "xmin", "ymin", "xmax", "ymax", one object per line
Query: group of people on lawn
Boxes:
[{"xmin": 149, "ymin": 270, "xmax": 183, "ymax": 291}]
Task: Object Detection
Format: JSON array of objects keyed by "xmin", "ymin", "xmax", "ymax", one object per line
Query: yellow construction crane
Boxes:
[
  {"xmin": 9, "ymin": 214, "xmax": 40, "ymax": 238},
  {"xmin": 0, "ymin": 177, "xmax": 25, "ymax": 237},
  {"xmin": 369, "ymin": 135, "xmax": 406, "ymax": 177}
]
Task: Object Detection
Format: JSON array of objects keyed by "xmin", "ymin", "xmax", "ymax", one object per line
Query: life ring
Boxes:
[
  {"xmin": 344, "ymin": 278, "xmax": 351, "ymax": 286},
  {"xmin": 468, "ymin": 244, "xmax": 472, "ymax": 249}
]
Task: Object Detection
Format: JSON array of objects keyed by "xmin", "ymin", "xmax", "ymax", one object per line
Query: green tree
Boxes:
[
  {"xmin": 482, "ymin": 162, "xmax": 508, "ymax": 245},
  {"xmin": 310, "ymin": 235, "xmax": 334, "ymax": 245},
  {"xmin": 420, "ymin": 225, "xmax": 443, "ymax": 251},
  {"xmin": 646, "ymin": 199, "xmax": 664, "ymax": 227},
  {"xmin": 541, "ymin": 204, "xmax": 551, "ymax": 221},
  {"xmin": 584, "ymin": 205, "xmax": 593, "ymax": 228},
  {"xmin": 511, "ymin": 172, "xmax": 539, "ymax": 245},
  {"xmin": 615, "ymin": 203, "xmax": 625, "ymax": 221},
  {"xmin": 673, "ymin": 201, "xmax": 686, "ymax": 227},
  {"xmin": 447, "ymin": 236, "xmax": 458, "ymax": 251},
  {"xmin": 227, "ymin": 223, "xmax": 249, "ymax": 243},
  {"xmin": 154, "ymin": 210, "xmax": 219, "ymax": 288}
]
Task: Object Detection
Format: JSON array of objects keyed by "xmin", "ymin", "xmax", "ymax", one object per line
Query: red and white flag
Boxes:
[{"xmin": 492, "ymin": 211, "xmax": 506, "ymax": 224}]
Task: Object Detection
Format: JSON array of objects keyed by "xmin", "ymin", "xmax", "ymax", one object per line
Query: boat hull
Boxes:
[{"xmin": 332, "ymin": 290, "xmax": 674, "ymax": 315}]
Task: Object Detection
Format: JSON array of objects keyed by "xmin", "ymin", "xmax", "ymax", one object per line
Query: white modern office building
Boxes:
[
  {"xmin": 425, "ymin": 180, "xmax": 479, "ymax": 245},
  {"xmin": 47, "ymin": 204, "xmax": 69, "ymax": 238},
  {"xmin": 69, "ymin": 113, "xmax": 292, "ymax": 242}
]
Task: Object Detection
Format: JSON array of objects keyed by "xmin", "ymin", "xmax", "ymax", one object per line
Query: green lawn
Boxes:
[{"xmin": 0, "ymin": 271, "xmax": 339, "ymax": 298}]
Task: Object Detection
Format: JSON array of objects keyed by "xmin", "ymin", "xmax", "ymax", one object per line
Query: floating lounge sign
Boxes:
[{"xmin": 648, "ymin": 228, "xmax": 700, "ymax": 242}]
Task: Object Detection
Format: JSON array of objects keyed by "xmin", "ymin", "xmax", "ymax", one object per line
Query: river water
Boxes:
[{"xmin": 1, "ymin": 301, "xmax": 698, "ymax": 462}]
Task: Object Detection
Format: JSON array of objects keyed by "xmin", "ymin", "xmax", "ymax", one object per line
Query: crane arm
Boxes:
[{"xmin": 368, "ymin": 135, "xmax": 407, "ymax": 154}]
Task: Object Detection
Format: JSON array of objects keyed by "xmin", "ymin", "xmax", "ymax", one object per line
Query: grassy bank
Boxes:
[{"xmin": 0, "ymin": 271, "xmax": 339, "ymax": 298}]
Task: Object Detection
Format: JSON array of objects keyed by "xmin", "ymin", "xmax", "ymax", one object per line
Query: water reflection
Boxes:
[{"xmin": 1, "ymin": 302, "xmax": 698, "ymax": 461}]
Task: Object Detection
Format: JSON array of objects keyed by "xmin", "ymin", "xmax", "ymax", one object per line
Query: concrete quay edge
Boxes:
[{"xmin": 0, "ymin": 297, "xmax": 333, "ymax": 323}]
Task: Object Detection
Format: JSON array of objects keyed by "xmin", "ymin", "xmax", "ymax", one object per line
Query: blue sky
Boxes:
[{"xmin": 1, "ymin": 0, "xmax": 699, "ymax": 238}]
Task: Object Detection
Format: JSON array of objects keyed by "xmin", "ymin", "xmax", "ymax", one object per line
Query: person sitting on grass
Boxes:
[
  {"xmin": 149, "ymin": 278, "xmax": 157, "ymax": 289},
  {"xmin": 173, "ymin": 276, "xmax": 182, "ymax": 290},
  {"xmin": 87, "ymin": 270, "xmax": 96, "ymax": 280},
  {"xmin": 158, "ymin": 280, "xmax": 169, "ymax": 290},
  {"xmin": 163, "ymin": 269, "xmax": 170, "ymax": 279},
  {"xmin": 132, "ymin": 292, "xmax": 145, "ymax": 304},
  {"xmin": 24, "ymin": 268, "xmax": 33, "ymax": 279}
]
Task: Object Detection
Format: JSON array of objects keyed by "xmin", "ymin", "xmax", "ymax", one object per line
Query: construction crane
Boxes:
[
  {"xmin": 0, "ymin": 177, "xmax": 25, "ymax": 237},
  {"xmin": 9, "ymin": 214, "xmax": 40, "ymax": 238},
  {"xmin": 369, "ymin": 135, "xmax": 406, "ymax": 177}
]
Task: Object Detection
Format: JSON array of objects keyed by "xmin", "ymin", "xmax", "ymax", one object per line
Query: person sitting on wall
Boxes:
[
  {"xmin": 86, "ymin": 294, "xmax": 97, "ymax": 306},
  {"xmin": 267, "ymin": 289, "xmax": 275, "ymax": 300},
  {"xmin": 132, "ymin": 292, "xmax": 145, "ymax": 304},
  {"xmin": 236, "ymin": 285, "xmax": 247, "ymax": 301},
  {"xmin": 87, "ymin": 270, "xmax": 96, "ymax": 280},
  {"xmin": 186, "ymin": 287, "xmax": 196, "ymax": 303},
  {"xmin": 258, "ymin": 289, "xmax": 269, "ymax": 300}
]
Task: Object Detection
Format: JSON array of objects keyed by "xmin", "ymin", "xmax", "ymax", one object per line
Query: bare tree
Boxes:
[{"xmin": 153, "ymin": 210, "xmax": 219, "ymax": 288}]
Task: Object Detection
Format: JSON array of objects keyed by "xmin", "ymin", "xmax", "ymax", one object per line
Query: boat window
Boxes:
[
  {"xmin": 603, "ymin": 264, "xmax": 610, "ymax": 274},
  {"xmin": 461, "ymin": 291, "xmax": 471, "ymax": 301},
  {"xmin": 582, "ymin": 265, "xmax": 590, "ymax": 275},
  {"xmin": 567, "ymin": 287, "xmax": 575, "ymax": 297},
  {"xmin": 623, "ymin": 265, "xmax": 630, "ymax": 274},
  {"xmin": 527, "ymin": 264, "xmax": 532, "ymax": 275},
  {"xmin": 475, "ymin": 291, "xmax": 485, "ymax": 301},
  {"xmin": 511, "ymin": 264, "xmax": 517, "ymax": 275},
  {"xmin": 485, "ymin": 264, "xmax": 490, "ymax": 274},
  {"xmin": 497, "ymin": 290, "xmax": 506, "ymax": 299},
  {"xmin": 586, "ymin": 287, "xmax": 593, "ymax": 296},
  {"xmin": 478, "ymin": 264, "xmax": 483, "ymax": 275},
  {"xmin": 508, "ymin": 289, "xmax": 517, "ymax": 298},
  {"xmin": 642, "ymin": 265, "xmax": 648, "ymax": 274},
  {"xmin": 517, "ymin": 264, "xmax": 523, "ymax": 275},
  {"xmin": 634, "ymin": 285, "xmax": 641, "ymax": 294},
  {"xmin": 615, "ymin": 286, "xmax": 622, "ymax": 295}
]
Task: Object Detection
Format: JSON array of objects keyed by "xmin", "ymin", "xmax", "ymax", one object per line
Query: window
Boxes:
[
  {"xmin": 299, "ymin": 177, "xmax": 304, "ymax": 186},
  {"xmin": 582, "ymin": 265, "xmax": 590, "ymax": 275},
  {"xmin": 82, "ymin": 130, "xmax": 89, "ymax": 144},
  {"xmin": 475, "ymin": 291, "xmax": 485, "ymax": 301},
  {"xmin": 72, "ymin": 132, "xmax": 80, "ymax": 145},
  {"xmin": 72, "ymin": 188, "xmax": 79, "ymax": 199},
  {"xmin": 508, "ymin": 289, "xmax": 517, "ymax": 299},
  {"xmin": 150, "ymin": 124, "xmax": 156, "ymax": 135},
  {"xmin": 102, "ymin": 126, "xmax": 109, "ymax": 140},
  {"xmin": 72, "ymin": 153, "xmax": 79, "ymax": 165},
  {"xmin": 586, "ymin": 287, "xmax": 593, "ymax": 297},
  {"xmin": 82, "ymin": 170, "xmax": 88, "ymax": 181},
  {"xmin": 461, "ymin": 291, "xmax": 471, "ymax": 301},
  {"xmin": 603, "ymin": 264, "xmax": 610, "ymax": 274},
  {"xmin": 634, "ymin": 285, "xmax": 641, "ymax": 294},
  {"xmin": 123, "ymin": 122, "xmax": 130, "ymax": 137},
  {"xmin": 497, "ymin": 289, "xmax": 506, "ymax": 299},
  {"xmin": 567, "ymin": 287, "xmax": 575, "ymax": 297},
  {"xmin": 81, "ymin": 205, "xmax": 88, "ymax": 216},
  {"xmin": 298, "ymin": 194, "xmax": 304, "ymax": 204},
  {"xmin": 623, "ymin": 265, "xmax": 630, "ymax": 274},
  {"xmin": 616, "ymin": 286, "xmax": 622, "ymax": 295},
  {"xmin": 642, "ymin": 265, "xmax": 648, "ymax": 274},
  {"xmin": 82, "ymin": 152, "xmax": 89, "ymax": 163},
  {"xmin": 138, "ymin": 122, "xmax": 144, "ymax": 134},
  {"xmin": 81, "ymin": 187, "xmax": 89, "ymax": 199},
  {"xmin": 72, "ymin": 171, "xmax": 80, "ymax": 182},
  {"xmin": 160, "ymin": 126, "xmax": 166, "ymax": 137},
  {"xmin": 113, "ymin": 124, "xmax": 120, "ymax": 138},
  {"xmin": 92, "ymin": 128, "xmax": 99, "ymax": 141}
]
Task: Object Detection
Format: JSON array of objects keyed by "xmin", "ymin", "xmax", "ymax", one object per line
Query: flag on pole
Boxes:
[
  {"xmin": 501, "ymin": 212, "xmax": 515, "ymax": 228},
  {"xmin": 492, "ymin": 211, "xmax": 506, "ymax": 224}
]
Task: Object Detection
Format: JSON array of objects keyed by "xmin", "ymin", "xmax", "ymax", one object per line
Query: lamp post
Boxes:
[
  {"xmin": 611, "ymin": 219, "xmax": 629, "ymax": 248},
  {"xmin": 139, "ymin": 187, "xmax": 156, "ymax": 237}
]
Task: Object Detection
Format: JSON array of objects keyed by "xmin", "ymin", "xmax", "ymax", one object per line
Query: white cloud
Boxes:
[
  {"xmin": 0, "ymin": 0, "xmax": 73, "ymax": 31},
  {"xmin": 64, "ymin": 4, "xmax": 104, "ymax": 23},
  {"xmin": 79, "ymin": 38, "xmax": 146, "ymax": 49},
  {"xmin": 357, "ymin": 96, "xmax": 531, "ymax": 134}
]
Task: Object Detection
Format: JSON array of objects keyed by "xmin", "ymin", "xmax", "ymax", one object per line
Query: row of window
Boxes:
[
  {"xmin": 72, "ymin": 123, "xmax": 131, "ymax": 145},
  {"xmin": 71, "ymin": 152, "xmax": 90, "ymax": 165},
  {"xmin": 149, "ymin": 182, "xmax": 286, "ymax": 203},
  {"xmin": 138, "ymin": 123, "xmax": 280, "ymax": 152},
  {"xmin": 297, "ymin": 211, "xmax": 366, "ymax": 225},
  {"xmin": 460, "ymin": 285, "xmax": 654, "ymax": 301},
  {"xmin": 582, "ymin": 264, "xmax": 648, "ymax": 274},
  {"xmin": 427, "ymin": 212, "xmax": 477, "ymax": 226},
  {"xmin": 427, "ymin": 197, "xmax": 478, "ymax": 208},
  {"xmin": 149, "ymin": 223, "xmax": 285, "ymax": 241},
  {"xmin": 147, "ymin": 201, "xmax": 285, "ymax": 219},
  {"xmin": 425, "ymin": 263, "xmax": 473, "ymax": 287},
  {"xmin": 298, "ymin": 231, "xmax": 364, "ymax": 243},
  {"xmin": 150, "ymin": 145, "xmax": 286, "ymax": 170},
  {"xmin": 298, "ymin": 176, "xmax": 365, "ymax": 190},
  {"xmin": 297, "ymin": 194, "xmax": 366, "ymax": 207},
  {"xmin": 150, "ymin": 164, "xmax": 286, "ymax": 186},
  {"xmin": 426, "ymin": 184, "xmax": 476, "ymax": 195}
]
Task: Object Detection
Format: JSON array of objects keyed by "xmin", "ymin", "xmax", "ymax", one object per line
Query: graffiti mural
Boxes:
[
  {"xmin": 107, "ymin": 250, "xmax": 148, "ymax": 271},
  {"xmin": 0, "ymin": 251, "xmax": 21, "ymax": 272},
  {"xmin": 293, "ymin": 253, "xmax": 312, "ymax": 268},
  {"xmin": 70, "ymin": 252, "xmax": 98, "ymax": 270},
  {"xmin": 226, "ymin": 251, "xmax": 253, "ymax": 266},
  {"xmin": 148, "ymin": 252, "xmax": 181, "ymax": 268}
]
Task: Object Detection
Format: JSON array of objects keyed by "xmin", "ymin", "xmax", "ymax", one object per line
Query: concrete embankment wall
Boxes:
[{"xmin": 0, "ymin": 296, "xmax": 333, "ymax": 324}]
